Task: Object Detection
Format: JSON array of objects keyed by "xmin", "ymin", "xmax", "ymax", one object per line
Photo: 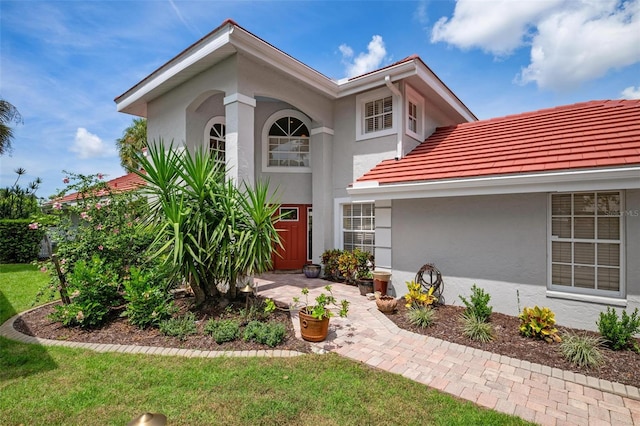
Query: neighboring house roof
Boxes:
[
  {"xmin": 350, "ymin": 100, "xmax": 640, "ymax": 199},
  {"xmin": 114, "ymin": 19, "xmax": 475, "ymax": 122},
  {"xmin": 54, "ymin": 172, "xmax": 145, "ymax": 204}
]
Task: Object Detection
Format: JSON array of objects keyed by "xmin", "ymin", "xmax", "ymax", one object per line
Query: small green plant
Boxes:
[
  {"xmin": 264, "ymin": 285, "xmax": 349, "ymax": 320},
  {"xmin": 204, "ymin": 318, "xmax": 241, "ymax": 343},
  {"xmin": 461, "ymin": 312, "xmax": 494, "ymax": 343},
  {"xmin": 353, "ymin": 248, "xmax": 374, "ymax": 280},
  {"xmin": 597, "ymin": 307, "xmax": 640, "ymax": 351},
  {"xmin": 404, "ymin": 280, "xmax": 436, "ymax": 308},
  {"xmin": 518, "ymin": 306, "xmax": 561, "ymax": 343},
  {"xmin": 560, "ymin": 333, "xmax": 604, "ymax": 368},
  {"xmin": 243, "ymin": 320, "xmax": 286, "ymax": 347},
  {"xmin": 407, "ymin": 306, "xmax": 436, "ymax": 328},
  {"xmin": 459, "ymin": 284, "xmax": 493, "ymax": 322},
  {"xmin": 159, "ymin": 312, "xmax": 197, "ymax": 341}
]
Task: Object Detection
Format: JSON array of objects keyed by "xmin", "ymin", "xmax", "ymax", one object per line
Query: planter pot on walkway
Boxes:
[
  {"xmin": 376, "ymin": 295, "xmax": 397, "ymax": 313},
  {"xmin": 302, "ymin": 264, "xmax": 321, "ymax": 278},
  {"xmin": 373, "ymin": 270, "xmax": 391, "ymax": 296},
  {"xmin": 298, "ymin": 310, "xmax": 329, "ymax": 342},
  {"xmin": 357, "ymin": 278, "xmax": 374, "ymax": 296}
]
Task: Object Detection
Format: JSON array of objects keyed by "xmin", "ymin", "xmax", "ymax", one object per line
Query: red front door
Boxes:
[{"xmin": 274, "ymin": 204, "xmax": 309, "ymax": 270}]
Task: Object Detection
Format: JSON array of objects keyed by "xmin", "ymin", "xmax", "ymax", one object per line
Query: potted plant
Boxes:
[
  {"xmin": 265, "ymin": 286, "xmax": 349, "ymax": 342},
  {"xmin": 354, "ymin": 249, "xmax": 375, "ymax": 296}
]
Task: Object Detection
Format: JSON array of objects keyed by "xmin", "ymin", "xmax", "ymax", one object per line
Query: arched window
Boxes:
[
  {"xmin": 262, "ymin": 110, "xmax": 311, "ymax": 172},
  {"xmin": 204, "ymin": 116, "xmax": 225, "ymax": 167}
]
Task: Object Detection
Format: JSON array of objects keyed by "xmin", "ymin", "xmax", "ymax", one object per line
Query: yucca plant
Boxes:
[
  {"xmin": 134, "ymin": 142, "xmax": 282, "ymax": 304},
  {"xmin": 560, "ymin": 333, "xmax": 604, "ymax": 368}
]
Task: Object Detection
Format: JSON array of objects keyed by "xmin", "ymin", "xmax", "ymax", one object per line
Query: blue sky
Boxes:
[{"xmin": 1, "ymin": 0, "xmax": 639, "ymax": 199}]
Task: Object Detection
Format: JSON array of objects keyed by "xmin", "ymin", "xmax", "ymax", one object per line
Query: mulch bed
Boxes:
[
  {"xmin": 14, "ymin": 294, "xmax": 311, "ymax": 354},
  {"xmin": 11, "ymin": 294, "xmax": 640, "ymax": 388},
  {"xmin": 385, "ymin": 303, "xmax": 640, "ymax": 388}
]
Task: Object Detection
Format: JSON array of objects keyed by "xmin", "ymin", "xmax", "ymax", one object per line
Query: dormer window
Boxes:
[
  {"xmin": 356, "ymin": 87, "xmax": 398, "ymax": 141},
  {"xmin": 364, "ymin": 96, "xmax": 393, "ymax": 133},
  {"xmin": 405, "ymin": 84, "xmax": 424, "ymax": 141}
]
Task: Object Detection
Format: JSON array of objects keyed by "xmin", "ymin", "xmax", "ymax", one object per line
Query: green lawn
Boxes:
[{"xmin": 0, "ymin": 263, "xmax": 532, "ymax": 426}]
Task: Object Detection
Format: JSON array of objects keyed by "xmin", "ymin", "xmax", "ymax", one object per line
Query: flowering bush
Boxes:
[{"xmin": 49, "ymin": 256, "xmax": 121, "ymax": 328}]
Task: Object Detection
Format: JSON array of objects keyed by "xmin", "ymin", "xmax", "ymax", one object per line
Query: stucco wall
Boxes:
[{"xmin": 389, "ymin": 190, "xmax": 640, "ymax": 331}]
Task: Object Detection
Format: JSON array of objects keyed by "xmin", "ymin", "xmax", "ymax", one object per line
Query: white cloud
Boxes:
[
  {"xmin": 69, "ymin": 128, "xmax": 115, "ymax": 159},
  {"xmin": 431, "ymin": 0, "xmax": 640, "ymax": 91},
  {"xmin": 340, "ymin": 35, "xmax": 387, "ymax": 78},
  {"xmin": 621, "ymin": 86, "xmax": 640, "ymax": 99},
  {"xmin": 431, "ymin": 0, "xmax": 560, "ymax": 56}
]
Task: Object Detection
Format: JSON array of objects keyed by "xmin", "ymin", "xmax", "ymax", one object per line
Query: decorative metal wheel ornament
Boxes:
[{"xmin": 415, "ymin": 263, "xmax": 444, "ymax": 303}]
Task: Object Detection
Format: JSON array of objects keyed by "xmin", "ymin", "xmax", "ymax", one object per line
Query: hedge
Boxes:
[{"xmin": 0, "ymin": 219, "xmax": 46, "ymax": 263}]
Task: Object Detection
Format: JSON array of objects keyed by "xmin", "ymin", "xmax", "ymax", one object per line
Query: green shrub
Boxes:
[
  {"xmin": 320, "ymin": 249, "xmax": 342, "ymax": 280},
  {"xmin": 459, "ymin": 284, "xmax": 492, "ymax": 322},
  {"xmin": 122, "ymin": 266, "xmax": 176, "ymax": 328},
  {"xmin": 461, "ymin": 312, "xmax": 493, "ymax": 343},
  {"xmin": 48, "ymin": 255, "xmax": 121, "ymax": 328},
  {"xmin": 159, "ymin": 312, "xmax": 197, "ymax": 341},
  {"xmin": 518, "ymin": 306, "xmax": 561, "ymax": 343},
  {"xmin": 560, "ymin": 333, "xmax": 604, "ymax": 368},
  {"xmin": 597, "ymin": 307, "xmax": 640, "ymax": 351},
  {"xmin": 407, "ymin": 306, "xmax": 436, "ymax": 328},
  {"xmin": 205, "ymin": 319, "xmax": 241, "ymax": 343},
  {"xmin": 0, "ymin": 219, "xmax": 45, "ymax": 263},
  {"xmin": 243, "ymin": 320, "xmax": 286, "ymax": 347}
]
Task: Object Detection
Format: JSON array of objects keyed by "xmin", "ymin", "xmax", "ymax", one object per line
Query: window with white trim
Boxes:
[
  {"xmin": 262, "ymin": 110, "xmax": 311, "ymax": 172},
  {"xmin": 355, "ymin": 87, "xmax": 397, "ymax": 141},
  {"xmin": 343, "ymin": 203, "xmax": 375, "ymax": 253},
  {"xmin": 204, "ymin": 116, "xmax": 225, "ymax": 168},
  {"xmin": 405, "ymin": 84, "xmax": 424, "ymax": 141},
  {"xmin": 365, "ymin": 96, "xmax": 393, "ymax": 133},
  {"xmin": 550, "ymin": 192, "xmax": 623, "ymax": 297}
]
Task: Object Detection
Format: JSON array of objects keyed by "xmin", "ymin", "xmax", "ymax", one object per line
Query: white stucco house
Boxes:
[{"xmin": 115, "ymin": 19, "xmax": 640, "ymax": 331}]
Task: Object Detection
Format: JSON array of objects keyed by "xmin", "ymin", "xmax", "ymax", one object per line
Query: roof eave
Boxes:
[
  {"xmin": 347, "ymin": 166, "xmax": 640, "ymax": 201},
  {"xmin": 115, "ymin": 21, "xmax": 341, "ymax": 116}
]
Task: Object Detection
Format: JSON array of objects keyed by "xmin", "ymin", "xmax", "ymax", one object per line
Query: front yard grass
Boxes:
[{"xmin": 0, "ymin": 264, "xmax": 531, "ymax": 425}]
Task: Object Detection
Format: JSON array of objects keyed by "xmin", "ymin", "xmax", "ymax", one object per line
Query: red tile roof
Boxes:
[
  {"xmin": 356, "ymin": 100, "xmax": 640, "ymax": 185},
  {"xmin": 54, "ymin": 172, "xmax": 145, "ymax": 204}
]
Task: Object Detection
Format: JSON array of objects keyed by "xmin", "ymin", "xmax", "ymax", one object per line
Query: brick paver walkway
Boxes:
[
  {"xmin": 2, "ymin": 272, "xmax": 639, "ymax": 425},
  {"xmin": 256, "ymin": 273, "xmax": 640, "ymax": 426}
]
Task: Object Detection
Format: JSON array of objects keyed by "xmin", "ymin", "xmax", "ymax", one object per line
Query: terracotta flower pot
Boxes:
[
  {"xmin": 298, "ymin": 310, "xmax": 330, "ymax": 342},
  {"xmin": 376, "ymin": 295, "xmax": 397, "ymax": 313},
  {"xmin": 373, "ymin": 270, "xmax": 391, "ymax": 296}
]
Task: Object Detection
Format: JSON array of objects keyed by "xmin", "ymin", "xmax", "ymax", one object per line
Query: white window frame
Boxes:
[
  {"xmin": 262, "ymin": 109, "xmax": 311, "ymax": 173},
  {"xmin": 336, "ymin": 200, "xmax": 375, "ymax": 254},
  {"xmin": 547, "ymin": 191, "xmax": 625, "ymax": 300},
  {"xmin": 405, "ymin": 84, "xmax": 424, "ymax": 141},
  {"xmin": 355, "ymin": 86, "xmax": 399, "ymax": 141},
  {"xmin": 204, "ymin": 116, "xmax": 226, "ymax": 168}
]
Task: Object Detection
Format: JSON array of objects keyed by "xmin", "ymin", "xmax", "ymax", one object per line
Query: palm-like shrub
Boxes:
[
  {"xmin": 407, "ymin": 306, "xmax": 436, "ymax": 328},
  {"xmin": 134, "ymin": 142, "xmax": 282, "ymax": 304},
  {"xmin": 461, "ymin": 312, "xmax": 494, "ymax": 343}
]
